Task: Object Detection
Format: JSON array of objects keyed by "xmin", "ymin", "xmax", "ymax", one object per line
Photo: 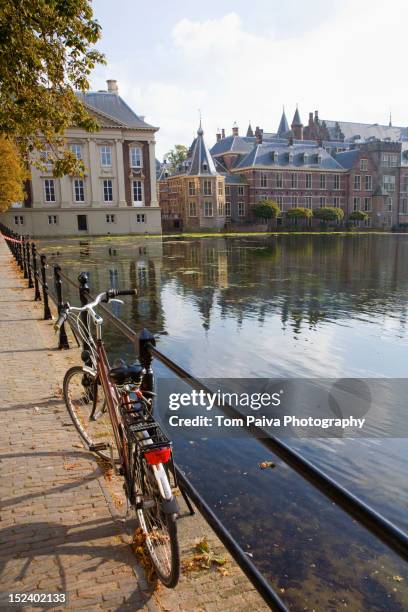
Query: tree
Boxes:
[
  {"xmin": 165, "ymin": 145, "xmax": 188, "ymax": 172},
  {"xmin": 0, "ymin": 0, "xmax": 105, "ymax": 176},
  {"xmin": 0, "ymin": 136, "xmax": 28, "ymax": 212},
  {"xmin": 285, "ymin": 207, "xmax": 313, "ymax": 223},
  {"xmin": 313, "ymin": 206, "xmax": 344, "ymax": 223},
  {"xmin": 253, "ymin": 200, "xmax": 280, "ymax": 221},
  {"xmin": 349, "ymin": 210, "xmax": 369, "ymax": 222}
]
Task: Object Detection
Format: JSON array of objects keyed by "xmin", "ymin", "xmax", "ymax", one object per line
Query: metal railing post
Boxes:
[
  {"xmin": 139, "ymin": 328, "xmax": 156, "ymax": 394},
  {"xmin": 78, "ymin": 272, "xmax": 91, "ymax": 357},
  {"xmin": 31, "ymin": 243, "xmax": 41, "ymax": 301},
  {"xmin": 40, "ymin": 254, "xmax": 52, "ymax": 320},
  {"xmin": 54, "ymin": 264, "xmax": 69, "ymax": 349},
  {"xmin": 26, "ymin": 239, "xmax": 33, "ymax": 288},
  {"xmin": 18, "ymin": 233, "xmax": 24, "ymax": 270},
  {"xmin": 22, "ymin": 236, "xmax": 28, "ymax": 278}
]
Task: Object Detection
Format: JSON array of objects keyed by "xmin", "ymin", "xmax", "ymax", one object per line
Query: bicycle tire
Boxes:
[
  {"xmin": 63, "ymin": 365, "xmax": 112, "ymax": 462},
  {"xmin": 135, "ymin": 459, "xmax": 180, "ymax": 587}
]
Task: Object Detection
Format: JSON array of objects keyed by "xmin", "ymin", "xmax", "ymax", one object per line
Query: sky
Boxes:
[{"xmin": 91, "ymin": 0, "xmax": 408, "ymax": 159}]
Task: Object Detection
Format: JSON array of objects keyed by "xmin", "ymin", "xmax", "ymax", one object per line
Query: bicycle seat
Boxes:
[{"xmin": 108, "ymin": 360, "xmax": 145, "ymax": 385}]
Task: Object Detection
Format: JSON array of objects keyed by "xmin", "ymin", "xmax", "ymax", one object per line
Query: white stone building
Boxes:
[{"xmin": 1, "ymin": 80, "xmax": 161, "ymax": 236}]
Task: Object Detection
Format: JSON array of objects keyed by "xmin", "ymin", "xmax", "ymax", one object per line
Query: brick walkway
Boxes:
[{"xmin": 0, "ymin": 239, "xmax": 268, "ymax": 611}]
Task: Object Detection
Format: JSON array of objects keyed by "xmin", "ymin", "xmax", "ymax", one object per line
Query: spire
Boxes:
[
  {"xmin": 187, "ymin": 123, "xmax": 217, "ymax": 176},
  {"xmin": 389, "ymin": 110, "xmax": 392, "ymax": 127},
  {"xmin": 246, "ymin": 121, "xmax": 254, "ymax": 137},
  {"xmin": 198, "ymin": 109, "xmax": 203, "ymax": 135},
  {"xmin": 277, "ymin": 106, "xmax": 290, "ymax": 136},
  {"xmin": 291, "ymin": 105, "xmax": 302, "ymax": 127}
]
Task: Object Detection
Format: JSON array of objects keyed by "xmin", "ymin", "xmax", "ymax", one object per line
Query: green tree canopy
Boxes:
[
  {"xmin": 313, "ymin": 206, "xmax": 344, "ymax": 222},
  {"xmin": 0, "ymin": 0, "xmax": 105, "ymax": 176},
  {"xmin": 349, "ymin": 210, "xmax": 369, "ymax": 221},
  {"xmin": 165, "ymin": 145, "xmax": 188, "ymax": 172},
  {"xmin": 253, "ymin": 200, "xmax": 280, "ymax": 220},
  {"xmin": 286, "ymin": 207, "xmax": 313, "ymax": 219}
]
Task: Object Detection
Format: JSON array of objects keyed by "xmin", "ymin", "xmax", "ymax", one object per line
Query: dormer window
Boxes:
[
  {"xmin": 288, "ymin": 152, "xmax": 294, "ymax": 164},
  {"xmin": 303, "ymin": 153, "xmax": 308, "ymax": 164},
  {"xmin": 317, "ymin": 154, "xmax": 322, "ymax": 165},
  {"xmin": 203, "ymin": 162, "xmax": 208, "ymax": 171}
]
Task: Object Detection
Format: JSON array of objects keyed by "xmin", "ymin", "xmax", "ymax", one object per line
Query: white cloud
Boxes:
[{"xmin": 97, "ymin": 2, "xmax": 408, "ymax": 159}]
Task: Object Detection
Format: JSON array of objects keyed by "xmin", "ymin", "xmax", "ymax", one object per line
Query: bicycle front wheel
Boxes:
[
  {"xmin": 135, "ymin": 460, "xmax": 180, "ymax": 588},
  {"xmin": 63, "ymin": 365, "xmax": 114, "ymax": 462}
]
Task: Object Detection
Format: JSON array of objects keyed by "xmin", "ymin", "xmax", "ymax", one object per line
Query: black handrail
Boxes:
[{"xmin": 1, "ymin": 223, "xmax": 408, "ymax": 610}]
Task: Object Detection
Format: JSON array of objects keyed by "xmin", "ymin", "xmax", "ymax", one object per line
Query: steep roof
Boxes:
[
  {"xmin": 175, "ymin": 123, "xmax": 218, "ymax": 176},
  {"xmin": 235, "ymin": 143, "xmax": 344, "ymax": 170},
  {"xmin": 76, "ymin": 91, "xmax": 157, "ymax": 130},
  {"xmin": 210, "ymin": 135, "xmax": 255, "ymax": 157},
  {"xmin": 292, "ymin": 107, "xmax": 302, "ymax": 126},
  {"xmin": 277, "ymin": 109, "xmax": 290, "ymax": 137},
  {"xmin": 324, "ymin": 119, "xmax": 408, "ymax": 142},
  {"xmin": 334, "ymin": 149, "xmax": 360, "ymax": 169}
]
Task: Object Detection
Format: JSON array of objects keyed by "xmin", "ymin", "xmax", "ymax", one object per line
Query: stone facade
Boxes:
[{"xmin": 1, "ymin": 80, "xmax": 161, "ymax": 237}]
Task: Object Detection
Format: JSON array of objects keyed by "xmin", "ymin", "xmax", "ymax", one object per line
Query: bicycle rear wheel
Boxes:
[
  {"xmin": 63, "ymin": 365, "xmax": 115, "ymax": 462},
  {"xmin": 135, "ymin": 459, "xmax": 180, "ymax": 587}
]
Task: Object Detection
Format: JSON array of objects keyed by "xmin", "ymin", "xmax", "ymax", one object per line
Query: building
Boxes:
[
  {"xmin": 159, "ymin": 123, "xmax": 226, "ymax": 231},
  {"xmin": 158, "ymin": 106, "xmax": 408, "ymax": 231},
  {"xmin": 1, "ymin": 80, "xmax": 161, "ymax": 236}
]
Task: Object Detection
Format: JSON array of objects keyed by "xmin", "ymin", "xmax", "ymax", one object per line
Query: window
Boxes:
[
  {"xmin": 261, "ymin": 173, "xmax": 267, "ymax": 187},
  {"xmin": 363, "ymin": 197, "xmax": 372, "ymax": 212},
  {"xmin": 276, "ymin": 196, "xmax": 283, "ymax": 210},
  {"xmin": 382, "ymin": 153, "xmax": 398, "ymax": 168},
  {"xmin": 319, "ymin": 196, "xmax": 326, "ymax": 207},
  {"xmin": 404, "ymin": 177, "xmax": 408, "ymax": 193},
  {"xmin": 44, "ymin": 179, "xmax": 55, "ymax": 202},
  {"xmin": 288, "ymin": 153, "xmax": 293, "ymax": 164},
  {"xmin": 305, "ymin": 173, "xmax": 312, "ymax": 189},
  {"xmin": 319, "ymin": 174, "xmax": 326, "ymax": 189},
  {"xmin": 103, "ymin": 179, "xmax": 113, "ymax": 202},
  {"xmin": 238, "ymin": 185, "xmax": 244, "ymax": 196},
  {"xmin": 291, "ymin": 196, "xmax": 298, "ymax": 208},
  {"xmin": 106, "ymin": 214, "xmax": 115, "ymax": 223},
  {"xmin": 353, "ymin": 197, "xmax": 360, "ymax": 211},
  {"xmin": 204, "ymin": 201, "xmax": 213, "ymax": 217},
  {"xmin": 70, "ymin": 144, "xmax": 82, "ymax": 160},
  {"xmin": 203, "ymin": 180, "xmax": 212, "ymax": 195},
  {"xmin": 40, "ymin": 147, "xmax": 52, "ymax": 168},
  {"xmin": 188, "ymin": 181, "xmax": 196, "ymax": 196},
  {"xmin": 225, "ymin": 202, "xmax": 231, "ymax": 217},
  {"xmin": 137, "ymin": 214, "xmax": 146, "ymax": 223},
  {"xmin": 305, "ymin": 196, "xmax": 312, "ymax": 208},
  {"xmin": 360, "ymin": 159, "xmax": 368, "ymax": 171},
  {"xmin": 100, "ymin": 145, "xmax": 112, "ymax": 166},
  {"xmin": 189, "ymin": 202, "xmax": 197, "ymax": 217},
  {"xmin": 218, "ymin": 201, "xmax": 225, "ymax": 216},
  {"xmin": 218, "ymin": 183, "xmax": 223, "ymax": 196},
  {"xmin": 130, "ymin": 147, "xmax": 142, "ymax": 168},
  {"xmin": 365, "ymin": 175, "xmax": 372, "ymax": 191},
  {"xmin": 48, "ymin": 215, "xmax": 58, "ymax": 225},
  {"xmin": 276, "ymin": 173, "xmax": 283, "ymax": 188},
  {"xmin": 354, "ymin": 175, "xmax": 361, "ymax": 190},
  {"xmin": 401, "ymin": 198, "xmax": 408, "ymax": 214},
  {"xmin": 238, "ymin": 202, "xmax": 245, "ymax": 216},
  {"xmin": 333, "ymin": 174, "xmax": 340, "ymax": 190},
  {"xmin": 14, "ymin": 216, "xmax": 24, "ymax": 225},
  {"xmin": 383, "ymin": 175, "xmax": 395, "ymax": 192},
  {"xmin": 132, "ymin": 180, "xmax": 143, "ymax": 204},
  {"xmin": 364, "ymin": 217, "xmax": 372, "ymax": 227},
  {"xmin": 387, "ymin": 196, "xmax": 393, "ymax": 211},
  {"xmin": 291, "ymin": 173, "xmax": 298, "ymax": 189},
  {"xmin": 225, "ymin": 186, "xmax": 230, "ymax": 196},
  {"xmin": 73, "ymin": 179, "xmax": 85, "ymax": 202},
  {"xmin": 333, "ymin": 197, "xmax": 340, "ymax": 207}
]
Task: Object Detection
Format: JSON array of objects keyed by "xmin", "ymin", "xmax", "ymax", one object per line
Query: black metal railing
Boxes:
[{"xmin": 1, "ymin": 223, "xmax": 408, "ymax": 611}]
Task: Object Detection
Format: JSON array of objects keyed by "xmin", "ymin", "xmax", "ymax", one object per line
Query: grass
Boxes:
[{"xmin": 155, "ymin": 230, "xmax": 395, "ymax": 239}]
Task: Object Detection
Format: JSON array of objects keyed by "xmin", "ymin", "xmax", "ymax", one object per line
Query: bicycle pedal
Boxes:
[{"xmin": 89, "ymin": 443, "xmax": 108, "ymax": 451}]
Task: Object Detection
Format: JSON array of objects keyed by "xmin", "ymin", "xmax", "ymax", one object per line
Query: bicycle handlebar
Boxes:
[{"xmin": 53, "ymin": 288, "xmax": 137, "ymax": 331}]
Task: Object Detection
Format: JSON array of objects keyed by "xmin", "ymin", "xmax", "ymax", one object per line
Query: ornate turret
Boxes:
[
  {"xmin": 277, "ymin": 107, "xmax": 290, "ymax": 137},
  {"xmin": 185, "ymin": 122, "xmax": 217, "ymax": 176},
  {"xmin": 246, "ymin": 122, "xmax": 254, "ymax": 137},
  {"xmin": 291, "ymin": 106, "xmax": 303, "ymax": 140}
]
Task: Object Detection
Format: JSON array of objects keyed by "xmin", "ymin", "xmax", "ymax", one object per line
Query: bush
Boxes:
[
  {"xmin": 253, "ymin": 200, "xmax": 280, "ymax": 220},
  {"xmin": 349, "ymin": 210, "xmax": 369, "ymax": 221},
  {"xmin": 313, "ymin": 206, "xmax": 344, "ymax": 222},
  {"xmin": 286, "ymin": 207, "xmax": 313, "ymax": 220}
]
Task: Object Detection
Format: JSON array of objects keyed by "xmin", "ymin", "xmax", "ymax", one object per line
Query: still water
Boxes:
[{"xmin": 39, "ymin": 234, "xmax": 408, "ymax": 611}]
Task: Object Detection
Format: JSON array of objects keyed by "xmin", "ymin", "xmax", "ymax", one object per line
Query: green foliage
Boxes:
[
  {"xmin": 349, "ymin": 210, "xmax": 369, "ymax": 221},
  {"xmin": 286, "ymin": 207, "xmax": 313, "ymax": 219},
  {"xmin": 313, "ymin": 206, "xmax": 344, "ymax": 222},
  {"xmin": 165, "ymin": 145, "xmax": 188, "ymax": 172},
  {"xmin": 0, "ymin": 0, "xmax": 105, "ymax": 175},
  {"xmin": 252, "ymin": 200, "xmax": 280, "ymax": 219}
]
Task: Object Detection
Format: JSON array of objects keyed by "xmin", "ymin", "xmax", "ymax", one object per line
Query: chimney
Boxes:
[
  {"xmin": 107, "ymin": 79, "xmax": 118, "ymax": 94},
  {"xmin": 314, "ymin": 110, "xmax": 319, "ymax": 123},
  {"xmin": 221, "ymin": 128, "xmax": 225, "ymax": 139},
  {"xmin": 232, "ymin": 122, "xmax": 239, "ymax": 136},
  {"xmin": 309, "ymin": 112, "xmax": 313, "ymax": 126},
  {"xmin": 255, "ymin": 126, "xmax": 263, "ymax": 144},
  {"xmin": 216, "ymin": 128, "xmax": 221, "ymax": 142}
]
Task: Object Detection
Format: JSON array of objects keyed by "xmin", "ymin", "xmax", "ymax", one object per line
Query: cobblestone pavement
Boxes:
[{"xmin": 0, "ymin": 239, "xmax": 269, "ymax": 612}]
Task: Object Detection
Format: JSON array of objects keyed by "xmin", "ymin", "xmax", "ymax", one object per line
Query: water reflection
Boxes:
[{"xmin": 39, "ymin": 234, "xmax": 408, "ymax": 610}]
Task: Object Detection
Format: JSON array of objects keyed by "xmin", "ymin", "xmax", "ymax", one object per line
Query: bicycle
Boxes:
[{"xmin": 54, "ymin": 288, "xmax": 180, "ymax": 587}]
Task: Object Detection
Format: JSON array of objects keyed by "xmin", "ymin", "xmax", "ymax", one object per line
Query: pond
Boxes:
[{"xmin": 39, "ymin": 233, "xmax": 408, "ymax": 610}]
